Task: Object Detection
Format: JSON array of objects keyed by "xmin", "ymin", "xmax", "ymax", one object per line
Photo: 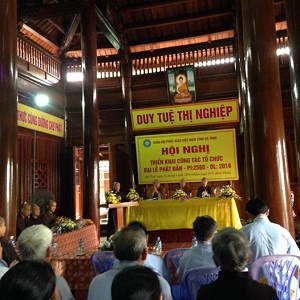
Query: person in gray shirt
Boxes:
[
  {"xmin": 88, "ymin": 226, "xmax": 172, "ymax": 300},
  {"xmin": 177, "ymin": 215, "xmax": 217, "ymax": 281}
]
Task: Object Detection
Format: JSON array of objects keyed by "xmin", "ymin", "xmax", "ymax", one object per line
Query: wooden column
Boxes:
[
  {"xmin": 241, "ymin": 0, "xmax": 293, "ymax": 232},
  {"xmin": 0, "ymin": 0, "xmax": 18, "ymax": 238},
  {"xmin": 120, "ymin": 46, "xmax": 135, "ymax": 189},
  {"xmin": 235, "ymin": 0, "xmax": 254, "ymax": 201},
  {"xmin": 285, "ymin": 0, "xmax": 300, "ymax": 184},
  {"xmin": 81, "ymin": 0, "xmax": 99, "ymax": 233}
]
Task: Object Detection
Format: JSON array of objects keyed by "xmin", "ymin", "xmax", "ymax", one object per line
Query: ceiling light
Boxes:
[{"xmin": 35, "ymin": 94, "xmax": 49, "ymax": 107}]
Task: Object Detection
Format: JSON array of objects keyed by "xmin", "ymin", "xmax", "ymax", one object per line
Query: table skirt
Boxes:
[{"xmin": 126, "ymin": 197, "xmax": 242, "ymax": 231}]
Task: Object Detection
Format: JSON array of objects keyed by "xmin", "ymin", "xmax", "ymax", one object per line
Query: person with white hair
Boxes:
[
  {"xmin": 17, "ymin": 224, "xmax": 74, "ymax": 300},
  {"xmin": 88, "ymin": 226, "xmax": 172, "ymax": 300},
  {"xmin": 197, "ymin": 227, "xmax": 278, "ymax": 300}
]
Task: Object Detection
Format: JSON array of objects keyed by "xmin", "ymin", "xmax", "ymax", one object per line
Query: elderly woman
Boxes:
[{"xmin": 197, "ymin": 227, "xmax": 277, "ymax": 300}]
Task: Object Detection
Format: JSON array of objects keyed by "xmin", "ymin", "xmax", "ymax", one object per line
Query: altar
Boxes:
[{"xmin": 126, "ymin": 197, "xmax": 242, "ymax": 242}]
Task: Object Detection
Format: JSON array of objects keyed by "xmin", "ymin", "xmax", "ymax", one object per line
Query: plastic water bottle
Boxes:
[
  {"xmin": 77, "ymin": 238, "xmax": 85, "ymax": 256},
  {"xmin": 155, "ymin": 237, "xmax": 162, "ymax": 255},
  {"xmin": 56, "ymin": 225, "xmax": 62, "ymax": 235},
  {"xmin": 8, "ymin": 236, "xmax": 16, "ymax": 249},
  {"xmin": 191, "ymin": 236, "xmax": 198, "ymax": 248},
  {"xmin": 78, "ymin": 217, "xmax": 83, "ymax": 229},
  {"xmin": 52, "ymin": 238, "xmax": 58, "ymax": 255}
]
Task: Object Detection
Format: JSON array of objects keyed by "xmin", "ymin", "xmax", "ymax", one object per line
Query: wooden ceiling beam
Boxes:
[
  {"xmin": 119, "ymin": 0, "xmax": 195, "ymax": 13},
  {"xmin": 46, "ymin": 19, "xmax": 65, "ymax": 35},
  {"xmin": 60, "ymin": 15, "xmax": 81, "ymax": 54},
  {"xmin": 128, "ymin": 25, "xmax": 234, "ymax": 47},
  {"xmin": 22, "ymin": 1, "xmax": 82, "ymax": 21},
  {"xmin": 130, "ymin": 37, "xmax": 236, "ymax": 60},
  {"xmin": 124, "ymin": 9, "xmax": 233, "ymax": 31},
  {"xmin": 95, "ymin": 5, "xmax": 121, "ymax": 51}
]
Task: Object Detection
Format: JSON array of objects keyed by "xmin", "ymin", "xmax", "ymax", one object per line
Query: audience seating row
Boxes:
[
  {"xmin": 163, "ymin": 248, "xmax": 219, "ymax": 300},
  {"xmin": 90, "ymin": 251, "xmax": 115, "ymax": 276},
  {"xmin": 90, "ymin": 249, "xmax": 300, "ymax": 300}
]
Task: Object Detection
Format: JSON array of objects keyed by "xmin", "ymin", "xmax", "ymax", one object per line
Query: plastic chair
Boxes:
[
  {"xmin": 163, "ymin": 248, "xmax": 190, "ymax": 300},
  {"xmin": 164, "ymin": 248, "xmax": 190, "ymax": 282},
  {"xmin": 250, "ymin": 254, "xmax": 300, "ymax": 300},
  {"xmin": 90, "ymin": 251, "xmax": 115, "ymax": 276},
  {"xmin": 164, "ymin": 248, "xmax": 190, "ymax": 273},
  {"xmin": 184, "ymin": 267, "xmax": 220, "ymax": 300},
  {"xmin": 145, "ymin": 253, "xmax": 172, "ymax": 283}
]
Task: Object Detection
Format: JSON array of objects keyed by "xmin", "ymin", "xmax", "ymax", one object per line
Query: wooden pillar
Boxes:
[
  {"xmin": 285, "ymin": 0, "xmax": 300, "ymax": 185},
  {"xmin": 120, "ymin": 46, "xmax": 135, "ymax": 189},
  {"xmin": 241, "ymin": 0, "xmax": 293, "ymax": 232},
  {"xmin": 0, "ymin": 0, "xmax": 18, "ymax": 238},
  {"xmin": 81, "ymin": 0, "xmax": 99, "ymax": 233},
  {"xmin": 235, "ymin": 0, "xmax": 254, "ymax": 202}
]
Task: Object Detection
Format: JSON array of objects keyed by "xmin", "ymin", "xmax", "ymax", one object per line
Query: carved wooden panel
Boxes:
[
  {"xmin": 18, "ymin": 128, "xmax": 63, "ymax": 210},
  {"xmin": 33, "ymin": 161, "xmax": 48, "ymax": 189}
]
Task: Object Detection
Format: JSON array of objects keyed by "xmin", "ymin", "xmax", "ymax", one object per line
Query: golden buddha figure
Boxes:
[{"xmin": 174, "ymin": 74, "xmax": 193, "ymax": 104}]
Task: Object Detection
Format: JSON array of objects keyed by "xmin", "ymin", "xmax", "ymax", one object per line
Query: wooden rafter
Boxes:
[
  {"xmin": 95, "ymin": 5, "xmax": 121, "ymax": 51},
  {"xmin": 124, "ymin": 9, "xmax": 233, "ymax": 32},
  {"xmin": 119, "ymin": 0, "xmax": 200, "ymax": 13},
  {"xmin": 60, "ymin": 15, "xmax": 81, "ymax": 54},
  {"xmin": 22, "ymin": 1, "xmax": 82, "ymax": 20},
  {"xmin": 46, "ymin": 19, "xmax": 65, "ymax": 34}
]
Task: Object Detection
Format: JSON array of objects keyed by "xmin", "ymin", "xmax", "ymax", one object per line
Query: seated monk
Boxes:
[
  {"xmin": 146, "ymin": 179, "xmax": 167, "ymax": 199},
  {"xmin": 174, "ymin": 75, "xmax": 193, "ymax": 104}
]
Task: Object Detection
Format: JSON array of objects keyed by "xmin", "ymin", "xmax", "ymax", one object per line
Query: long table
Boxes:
[
  {"xmin": 51, "ymin": 224, "xmax": 99, "ymax": 300},
  {"xmin": 126, "ymin": 197, "xmax": 242, "ymax": 242},
  {"xmin": 52, "ymin": 251, "xmax": 95, "ymax": 300},
  {"xmin": 54, "ymin": 224, "xmax": 99, "ymax": 253}
]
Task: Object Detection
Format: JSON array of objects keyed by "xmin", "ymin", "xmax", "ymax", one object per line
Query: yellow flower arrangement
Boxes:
[
  {"xmin": 55, "ymin": 216, "xmax": 78, "ymax": 233},
  {"xmin": 105, "ymin": 192, "xmax": 120, "ymax": 204},
  {"xmin": 219, "ymin": 185, "xmax": 242, "ymax": 200},
  {"xmin": 171, "ymin": 189, "xmax": 188, "ymax": 201},
  {"xmin": 126, "ymin": 189, "xmax": 140, "ymax": 202}
]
